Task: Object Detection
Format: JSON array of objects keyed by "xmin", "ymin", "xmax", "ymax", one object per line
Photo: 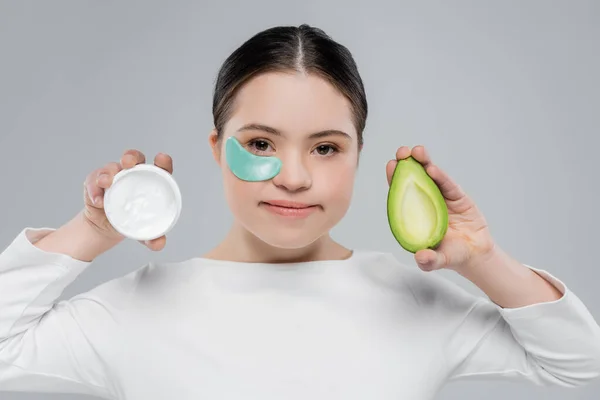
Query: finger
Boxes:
[
  {"xmin": 121, "ymin": 149, "xmax": 146, "ymax": 169},
  {"xmin": 154, "ymin": 153, "xmax": 173, "ymax": 174},
  {"xmin": 85, "ymin": 163, "xmax": 121, "ymax": 207},
  {"xmin": 410, "ymin": 145, "xmax": 432, "ymax": 168},
  {"xmin": 423, "ymin": 163, "xmax": 466, "ymax": 202},
  {"xmin": 96, "ymin": 162, "xmax": 122, "ymax": 189},
  {"xmin": 141, "ymin": 235, "xmax": 167, "ymax": 251},
  {"xmin": 395, "ymin": 146, "xmax": 411, "ymax": 161},
  {"xmin": 84, "ymin": 177, "xmax": 105, "ymax": 208},
  {"xmin": 386, "ymin": 159, "xmax": 397, "ymax": 186},
  {"xmin": 408, "ymin": 146, "xmax": 465, "ymax": 202}
]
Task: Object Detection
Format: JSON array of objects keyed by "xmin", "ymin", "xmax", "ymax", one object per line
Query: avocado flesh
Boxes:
[{"xmin": 387, "ymin": 156, "xmax": 449, "ymax": 253}]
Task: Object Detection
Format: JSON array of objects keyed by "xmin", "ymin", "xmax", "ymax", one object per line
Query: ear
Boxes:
[
  {"xmin": 208, "ymin": 129, "xmax": 221, "ymax": 163},
  {"xmin": 357, "ymin": 142, "xmax": 364, "ymax": 167}
]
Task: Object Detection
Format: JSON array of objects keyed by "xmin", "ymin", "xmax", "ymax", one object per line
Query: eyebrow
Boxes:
[{"xmin": 236, "ymin": 123, "xmax": 352, "ymax": 141}]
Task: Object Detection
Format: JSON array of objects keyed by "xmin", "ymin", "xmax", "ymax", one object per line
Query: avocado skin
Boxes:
[{"xmin": 386, "ymin": 156, "xmax": 449, "ymax": 253}]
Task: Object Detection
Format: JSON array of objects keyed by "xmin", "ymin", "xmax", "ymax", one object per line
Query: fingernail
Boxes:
[{"xmin": 93, "ymin": 196, "xmax": 102, "ymax": 205}]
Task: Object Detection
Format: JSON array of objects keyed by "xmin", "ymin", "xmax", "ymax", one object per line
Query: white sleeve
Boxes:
[
  {"xmin": 440, "ymin": 265, "xmax": 600, "ymax": 387},
  {"xmin": 0, "ymin": 227, "xmax": 127, "ymax": 399}
]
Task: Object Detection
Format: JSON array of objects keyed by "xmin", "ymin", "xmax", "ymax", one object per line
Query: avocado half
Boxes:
[{"xmin": 387, "ymin": 156, "xmax": 449, "ymax": 253}]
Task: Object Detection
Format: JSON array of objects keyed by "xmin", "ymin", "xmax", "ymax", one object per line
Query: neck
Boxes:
[{"xmin": 203, "ymin": 222, "xmax": 352, "ymax": 264}]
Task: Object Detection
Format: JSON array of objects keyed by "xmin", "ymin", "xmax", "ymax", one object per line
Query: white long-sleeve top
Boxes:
[{"xmin": 1, "ymin": 227, "xmax": 600, "ymax": 400}]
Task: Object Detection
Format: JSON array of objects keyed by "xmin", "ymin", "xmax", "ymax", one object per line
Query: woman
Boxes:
[{"xmin": 1, "ymin": 24, "xmax": 599, "ymax": 400}]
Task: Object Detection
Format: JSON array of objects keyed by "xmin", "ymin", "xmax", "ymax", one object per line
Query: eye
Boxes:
[
  {"xmin": 247, "ymin": 139, "xmax": 273, "ymax": 154},
  {"xmin": 313, "ymin": 144, "xmax": 338, "ymax": 156}
]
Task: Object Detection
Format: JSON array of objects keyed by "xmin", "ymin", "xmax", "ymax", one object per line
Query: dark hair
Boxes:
[{"xmin": 212, "ymin": 24, "xmax": 368, "ymax": 147}]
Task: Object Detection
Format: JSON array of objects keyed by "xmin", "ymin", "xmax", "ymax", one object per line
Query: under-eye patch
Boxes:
[{"xmin": 225, "ymin": 136, "xmax": 282, "ymax": 182}]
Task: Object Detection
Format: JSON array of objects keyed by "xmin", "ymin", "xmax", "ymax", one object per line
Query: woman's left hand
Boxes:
[{"xmin": 386, "ymin": 145, "xmax": 497, "ymax": 273}]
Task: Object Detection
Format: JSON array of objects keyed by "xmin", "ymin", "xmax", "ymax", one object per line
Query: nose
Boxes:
[{"xmin": 271, "ymin": 152, "xmax": 312, "ymax": 192}]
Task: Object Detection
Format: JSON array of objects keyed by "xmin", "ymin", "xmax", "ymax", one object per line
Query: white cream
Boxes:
[{"xmin": 104, "ymin": 168, "xmax": 180, "ymax": 241}]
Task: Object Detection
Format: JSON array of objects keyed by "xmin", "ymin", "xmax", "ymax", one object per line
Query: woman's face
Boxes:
[{"xmin": 210, "ymin": 72, "xmax": 361, "ymax": 249}]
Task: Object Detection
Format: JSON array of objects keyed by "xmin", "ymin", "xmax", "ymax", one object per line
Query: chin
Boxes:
[{"xmin": 251, "ymin": 225, "xmax": 325, "ymax": 250}]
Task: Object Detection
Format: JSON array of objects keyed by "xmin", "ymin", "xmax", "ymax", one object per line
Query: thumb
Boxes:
[
  {"xmin": 415, "ymin": 249, "xmax": 446, "ymax": 271},
  {"xmin": 140, "ymin": 235, "xmax": 167, "ymax": 251}
]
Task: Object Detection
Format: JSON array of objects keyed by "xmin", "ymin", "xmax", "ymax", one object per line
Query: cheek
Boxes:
[
  {"xmin": 315, "ymin": 159, "xmax": 357, "ymax": 205},
  {"xmin": 221, "ymin": 166, "xmax": 259, "ymax": 213}
]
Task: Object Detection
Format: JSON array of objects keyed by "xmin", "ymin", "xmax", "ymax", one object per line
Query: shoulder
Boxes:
[
  {"xmin": 354, "ymin": 249, "xmax": 487, "ymax": 317},
  {"xmin": 69, "ymin": 257, "xmax": 198, "ymax": 310}
]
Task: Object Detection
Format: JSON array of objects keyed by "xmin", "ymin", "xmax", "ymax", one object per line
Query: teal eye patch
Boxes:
[{"xmin": 225, "ymin": 136, "xmax": 282, "ymax": 181}]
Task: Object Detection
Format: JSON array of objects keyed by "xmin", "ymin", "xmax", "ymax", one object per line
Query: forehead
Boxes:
[{"xmin": 227, "ymin": 72, "xmax": 356, "ymax": 139}]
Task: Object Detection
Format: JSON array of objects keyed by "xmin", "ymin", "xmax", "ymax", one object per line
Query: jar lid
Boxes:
[{"xmin": 103, "ymin": 164, "xmax": 182, "ymax": 241}]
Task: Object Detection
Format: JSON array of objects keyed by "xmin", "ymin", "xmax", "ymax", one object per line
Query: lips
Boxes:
[
  {"xmin": 260, "ymin": 200, "xmax": 319, "ymax": 218},
  {"xmin": 263, "ymin": 200, "xmax": 316, "ymax": 209}
]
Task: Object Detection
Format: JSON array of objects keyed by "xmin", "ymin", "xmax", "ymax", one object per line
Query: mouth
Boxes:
[
  {"xmin": 263, "ymin": 200, "xmax": 317, "ymax": 209},
  {"xmin": 260, "ymin": 200, "xmax": 320, "ymax": 218}
]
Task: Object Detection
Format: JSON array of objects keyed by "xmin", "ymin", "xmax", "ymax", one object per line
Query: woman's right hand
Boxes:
[{"xmin": 82, "ymin": 149, "xmax": 174, "ymax": 251}]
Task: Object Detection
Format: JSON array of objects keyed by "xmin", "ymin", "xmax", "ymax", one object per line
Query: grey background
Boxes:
[{"xmin": 1, "ymin": 0, "xmax": 599, "ymax": 399}]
